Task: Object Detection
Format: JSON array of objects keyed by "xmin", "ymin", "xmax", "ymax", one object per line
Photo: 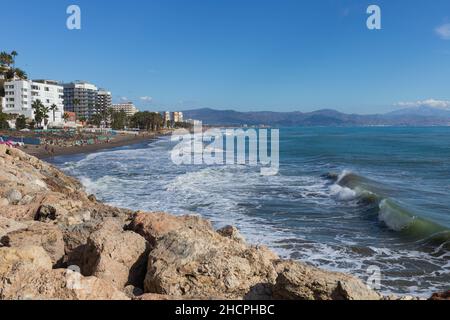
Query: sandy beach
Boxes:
[{"xmin": 18, "ymin": 131, "xmax": 171, "ymax": 160}]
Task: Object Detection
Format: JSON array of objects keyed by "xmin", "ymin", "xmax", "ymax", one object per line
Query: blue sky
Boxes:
[{"xmin": 2, "ymin": 0, "xmax": 450, "ymax": 113}]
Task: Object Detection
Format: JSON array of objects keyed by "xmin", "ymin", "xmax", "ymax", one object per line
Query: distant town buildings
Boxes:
[
  {"xmin": 185, "ymin": 119, "xmax": 202, "ymax": 126},
  {"xmin": 163, "ymin": 111, "xmax": 171, "ymax": 125},
  {"xmin": 111, "ymin": 102, "xmax": 139, "ymax": 116},
  {"xmin": 172, "ymin": 111, "xmax": 184, "ymax": 123},
  {"xmin": 2, "ymin": 79, "xmax": 64, "ymax": 126}
]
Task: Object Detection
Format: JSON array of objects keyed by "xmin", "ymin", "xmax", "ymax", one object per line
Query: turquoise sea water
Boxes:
[{"xmin": 51, "ymin": 127, "xmax": 450, "ymax": 296}]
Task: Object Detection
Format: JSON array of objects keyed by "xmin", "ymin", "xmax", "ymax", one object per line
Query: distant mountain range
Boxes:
[{"xmin": 183, "ymin": 106, "xmax": 450, "ymax": 126}]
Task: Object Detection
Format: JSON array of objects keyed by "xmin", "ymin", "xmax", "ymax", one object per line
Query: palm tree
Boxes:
[
  {"xmin": 31, "ymin": 99, "xmax": 45, "ymax": 127},
  {"xmin": 50, "ymin": 104, "xmax": 58, "ymax": 123},
  {"xmin": 0, "ymin": 52, "xmax": 13, "ymax": 67},
  {"xmin": 10, "ymin": 51, "xmax": 18, "ymax": 68},
  {"xmin": 63, "ymin": 112, "xmax": 70, "ymax": 122},
  {"xmin": 42, "ymin": 106, "xmax": 50, "ymax": 128},
  {"xmin": 12, "ymin": 68, "xmax": 27, "ymax": 80}
]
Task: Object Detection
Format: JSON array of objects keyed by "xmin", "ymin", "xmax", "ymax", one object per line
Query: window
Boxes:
[{"xmin": 45, "ymin": 87, "xmax": 50, "ymax": 91}]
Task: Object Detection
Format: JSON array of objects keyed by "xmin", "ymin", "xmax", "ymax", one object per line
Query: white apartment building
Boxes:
[
  {"xmin": 3, "ymin": 79, "xmax": 64, "ymax": 126},
  {"xmin": 163, "ymin": 111, "xmax": 171, "ymax": 125},
  {"xmin": 111, "ymin": 102, "xmax": 139, "ymax": 116},
  {"xmin": 172, "ymin": 111, "xmax": 184, "ymax": 123}
]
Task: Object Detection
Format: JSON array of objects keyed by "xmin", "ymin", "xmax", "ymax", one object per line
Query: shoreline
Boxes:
[
  {"xmin": 0, "ymin": 142, "xmax": 445, "ymax": 300},
  {"xmin": 18, "ymin": 131, "xmax": 171, "ymax": 160}
]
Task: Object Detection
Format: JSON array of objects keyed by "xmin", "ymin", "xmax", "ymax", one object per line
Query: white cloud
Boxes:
[
  {"xmin": 119, "ymin": 96, "xmax": 129, "ymax": 101},
  {"xmin": 435, "ymin": 23, "xmax": 450, "ymax": 40},
  {"xmin": 395, "ymin": 99, "xmax": 450, "ymax": 109},
  {"xmin": 140, "ymin": 96, "xmax": 153, "ymax": 103}
]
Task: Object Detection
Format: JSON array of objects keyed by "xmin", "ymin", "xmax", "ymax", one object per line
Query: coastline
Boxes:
[
  {"xmin": 0, "ymin": 143, "xmax": 446, "ymax": 300},
  {"xmin": 18, "ymin": 131, "xmax": 171, "ymax": 160}
]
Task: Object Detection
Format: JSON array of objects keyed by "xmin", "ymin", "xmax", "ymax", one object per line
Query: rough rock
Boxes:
[
  {"xmin": 0, "ymin": 245, "xmax": 52, "ymax": 274},
  {"xmin": 0, "ymin": 246, "xmax": 128, "ymax": 300},
  {"xmin": 0, "ymin": 217, "xmax": 27, "ymax": 240},
  {"xmin": 81, "ymin": 219, "xmax": 150, "ymax": 289},
  {"xmin": 35, "ymin": 204, "xmax": 57, "ymax": 221},
  {"xmin": 272, "ymin": 260, "xmax": 382, "ymax": 300},
  {"xmin": 127, "ymin": 211, "xmax": 212, "ymax": 248},
  {"xmin": 133, "ymin": 293, "xmax": 209, "ymax": 301},
  {"xmin": 123, "ymin": 285, "xmax": 144, "ymax": 298},
  {"xmin": 143, "ymin": 215, "xmax": 278, "ymax": 299},
  {"xmin": 429, "ymin": 290, "xmax": 450, "ymax": 300},
  {"xmin": 217, "ymin": 225, "xmax": 246, "ymax": 243},
  {"xmin": 5, "ymin": 189, "xmax": 22, "ymax": 205},
  {"xmin": 0, "ymin": 221, "xmax": 65, "ymax": 266}
]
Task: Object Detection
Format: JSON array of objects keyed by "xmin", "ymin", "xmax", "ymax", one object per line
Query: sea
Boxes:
[{"xmin": 50, "ymin": 126, "xmax": 450, "ymax": 297}]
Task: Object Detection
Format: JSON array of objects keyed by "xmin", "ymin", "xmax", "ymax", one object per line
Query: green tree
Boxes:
[
  {"xmin": 63, "ymin": 112, "xmax": 70, "ymax": 122},
  {"xmin": 0, "ymin": 112, "xmax": 10, "ymax": 130},
  {"xmin": 15, "ymin": 115, "xmax": 27, "ymax": 130},
  {"xmin": 129, "ymin": 111, "xmax": 163, "ymax": 131},
  {"xmin": 89, "ymin": 113, "xmax": 103, "ymax": 127},
  {"xmin": 50, "ymin": 104, "xmax": 58, "ymax": 123},
  {"xmin": 42, "ymin": 106, "xmax": 50, "ymax": 127},
  {"xmin": 110, "ymin": 110, "xmax": 128, "ymax": 130},
  {"xmin": 31, "ymin": 99, "xmax": 45, "ymax": 127}
]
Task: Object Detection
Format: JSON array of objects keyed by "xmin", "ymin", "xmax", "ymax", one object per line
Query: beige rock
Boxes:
[
  {"xmin": 133, "ymin": 293, "xmax": 218, "ymax": 300},
  {"xmin": 81, "ymin": 219, "xmax": 150, "ymax": 289},
  {"xmin": 217, "ymin": 225, "xmax": 246, "ymax": 243},
  {"xmin": 127, "ymin": 211, "xmax": 212, "ymax": 248},
  {"xmin": 143, "ymin": 215, "xmax": 278, "ymax": 299},
  {"xmin": 0, "ymin": 198, "xmax": 9, "ymax": 207},
  {"xmin": 0, "ymin": 246, "xmax": 128, "ymax": 300},
  {"xmin": 0, "ymin": 222, "xmax": 65, "ymax": 266},
  {"xmin": 0, "ymin": 217, "xmax": 27, "ymax": 240},
  {"xmin": 0, "ymin": 245, "xmax": 52, "ymax": 275},
  {"xmin": 272, "ymin": 260, "xmax": 381, "ymax": 300}
]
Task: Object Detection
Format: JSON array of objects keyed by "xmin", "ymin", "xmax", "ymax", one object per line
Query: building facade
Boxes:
[
  {"xmin": 2, "ymin": 79, "xmax": 64, "ymax": 125},
  {"xmin": 96, "ymin": 89, "xmax": 112, "ymax": 115},
  {"xmin": 163, "ymin": 111, "xmax": 171, "ymax": 126},
  {"xmin": 172, "ymin": 111, "xmax": 184, "ymax": 123},
  {"xmin": 111, "ymin": 102, "xmax": 139, "ymax": 116},
  {"xmin": 62, "ymin": 81, "xmax": 98, "ymax": 120}
]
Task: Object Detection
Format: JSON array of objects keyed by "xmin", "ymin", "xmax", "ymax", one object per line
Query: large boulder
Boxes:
[
  {"xmin": 272, "ymin": 260, "xmax": 381, "ymax": 300},
  {"xmin": 0, "ymin": 221, "xmax": 65, "ymax": 266},
  {"xmin": 127, "ymin": 211, "xmax": 211, "ymax": 248},
  {"xmin": 143, "ymin": 215, "xmax": 278, "ymax": 299},
  {"xmin": 429, "ymin": 290, "xmax": 450, "ymax": 300},
  {"xmin": 0, "ymin": 245, "xmax": 52, "ymax": 275},
  {"xmin": 81, "ymin": 219, "xmax": 150, "ymax": 289},
  {"xmin": 0, "ymin": 217, "xmax": 27, "ymax": 240},
  {"xmin": 0, "ymin": 246, "xmax": 128, "ymax": 300}
]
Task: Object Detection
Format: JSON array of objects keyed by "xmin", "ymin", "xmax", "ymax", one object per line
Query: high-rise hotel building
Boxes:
[{"xmin": 62, "ymin": 81, "xmax": 98, "ymax": 120}]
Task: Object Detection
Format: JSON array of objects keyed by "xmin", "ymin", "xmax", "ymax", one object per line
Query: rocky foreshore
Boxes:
[{"xmin": 0, "ymin": 145, "xmax": 445, "ymax": 300}]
